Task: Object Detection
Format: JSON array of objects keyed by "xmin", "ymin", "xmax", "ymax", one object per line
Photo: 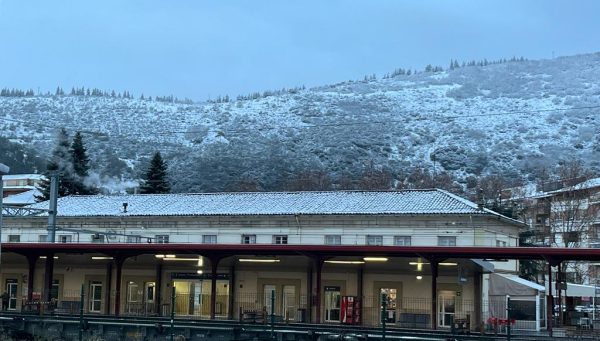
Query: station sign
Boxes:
[{"xmin": 170, "ymin": 273, "xmax": 229, "ymax": 280}]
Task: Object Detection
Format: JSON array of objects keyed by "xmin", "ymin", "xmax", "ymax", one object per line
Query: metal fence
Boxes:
[{"xmin": 2, "ymin": 290, "xmax": 554, "ymax": 333}]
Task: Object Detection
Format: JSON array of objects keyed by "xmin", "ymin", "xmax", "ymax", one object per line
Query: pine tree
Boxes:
[
  {"xmin": 70, "ymin": 132, "xmax": 98, "ymax": 195},
  {"xmin": 140, "ymin": 151, "xmax": 170, "ymax": 194},
  {"xmin": 36, "ymin": 128, "xmax": 77, "ymax": 201}
]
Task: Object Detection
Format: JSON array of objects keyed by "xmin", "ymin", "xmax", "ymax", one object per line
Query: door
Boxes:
[
  {"xmin": 438, "ymin": 292, "xmax": 456, "ymax": 328},
  {"xmin": 144, "ymin": 282, "xmax": 156, "ymax": 314},
  {"xmin": 192, "ymin": 281, "xmax": 203, "ymax": 316},
  {"xmin": 50, "ymin": 280, "xmax": 60, "ymax": 302},
  {"xmin": 126, "ymin": 281, "xmax": 141, "ymax": 314},
  {"xmin": 6, "ymin": 280, "xmax": 18, "ymax": 310},
  {"xmin": 282, "ymin": 285, "xmax": 296, "ymax": 320},
  {"xmin": 380, "ymin": 288, "xmax": 397, "ymax": 323},
  {"xmin": 89, "ymin": 281, "xmax": 103, "ymax": 313},
  {"xmin": 264, "ymin": 285, "xmax": 276, "ymax": 315},
  {"xmin": 324, "ymin": 286, "xmax": 341, "ymax": 322}
]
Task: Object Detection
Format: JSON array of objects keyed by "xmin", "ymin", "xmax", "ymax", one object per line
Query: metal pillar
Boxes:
[
  {"xmin": 358, "ymin": 266, "xmax": 364, "ymax": 325},
  {"xmin": 547, "ymin": 262, "xmax": 553, "ymax": 335},
  {"xmin": 209, "ymin": 257, "xmax": 220, "ymax": 319},
  {"xmin": 105, "ymin": 262, "xmax": 113, "ymax": 314},
  {"xmin": 557, "ymin": 262, "xmax": 564, "ymax": 326},
  {"xmin": 46, "ymin": 174, "xmax": 58, "ymax": 243},
  {"xmin": 430, "ymin": 261, "xmax": 439, "ymax": 330},
  {"xmin": 114, "ymin": 257, "xmax": 125, "ymax": 316},
  {"xmin": 306, "ymin": 265, "xmax": 313, "ymax": 323},
  {"xmin": 507, "ymin": 295, "xmax": 511, "ymax": 341},
  {"xmin": 0, "ymin": 163, "xmax": 8, "ymax": 268},
  {"xmin": 156, "ymin": 263, "xmax": 163, "ymax": 316},
  {"xmin": 170, "ymin": 286, "xmax": 175, "ymax": 341},
  {"xmin": 42, "ymin": 253, "xmax": 55, "ymax": 303},
  {"xmin": 42, "ymin": 174, "xmax": 59, "ymax": 304},
  {"xmin": 228, "ymin": 265, "xmax": 235, "ymax": 320},
  {"xmin": 79, "ymin": 284, "xmax": 85, "ymax": 341},
  {"xmin": 474, "ymin": 271, "xmax": 482, "ymax": 330},
  {"xmin": 314, "ymin": 258, "xmax": 323, "ymax": 324},
  {"xmin": 26, "ymin": 255, "xmax": 37, "ymax": 303}
]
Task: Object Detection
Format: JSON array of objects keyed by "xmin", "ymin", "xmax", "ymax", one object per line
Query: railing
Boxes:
[{"xmin": 0, "ymin": 291, "xmax": 552, "ymax": 333}]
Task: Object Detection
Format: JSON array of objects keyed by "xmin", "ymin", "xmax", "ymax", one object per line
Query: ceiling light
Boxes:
[
  {"xmin": 197, "ymin": 257, "xmax": 204, "ymax": 267},
  {"xmin": 440, "ymin": 262, "xmax": 458, "ymax": 266},
  {"xmin": 239, "ymin": 259, "xmax": 280, "ymax": 263},
  {"xmin": 155, "ymin": 255, "xmax": 165, "ymax": 258},
  {"xmin": 162, "ymin": 257, "xmax": 200, "ymax": 261},
  {"xmin": 197, "ymin": 270, "xmax": 204, "ymax": 274},
  {"xmin": 165, "ymin": 254, "xmax": 176, "ymax": 258},
  {"xmin": 416, "ymin": 276, "xmax": 423, "ymax": 280},
  {"xmin": 409, "ymin": 262, "xmax": 430, "ymax": 265},
  {"xmin": 40, "ymin": 256, "xmax": 59, "ymax": 259},
  {"xmin": 364, "ymin": 257, "xmax": 388, "ymax": 262},
  {"xmin": 324, "ymin": 260, "xmax": 365, "ymax": 265},
  {"xmin": 92, "ymin": 256, "xmax": 113, "ymax": 260}
]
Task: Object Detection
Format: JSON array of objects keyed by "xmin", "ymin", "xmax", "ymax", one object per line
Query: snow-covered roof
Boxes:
[
  {"xmin": 25, "ymin": 189, "xmax": 524, "ymax": 226},
  {"xmin": 497, "ymin": 273, "xmax": 545, "ymax": 292},
  {"xmin": 2, "ymin": 174, "xmax": 45, "ymax": 181},
  {"xmin": 542, "ymin": 177, "xmax": 600, "ymax": 196},
  {"xmin": 3, "ymin": 189, "xmax": 40, "ymax": 205}
]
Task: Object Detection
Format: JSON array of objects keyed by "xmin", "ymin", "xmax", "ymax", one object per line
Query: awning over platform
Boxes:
[
  {"xmin": 490, "ymin": 273, "xmax": 545, "ymax": 296},
  {"xmin": 565, "ymin": 283, "xmax": 596, "ymax": 297},
  {"xmin": 471, "ymin": 259, "xmax": 495, "ymax": 273}
]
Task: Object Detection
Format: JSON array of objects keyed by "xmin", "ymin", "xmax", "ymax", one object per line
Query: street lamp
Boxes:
[{"xmin": 0, "ymin": 163, "xmax": 10, "ymax": 267}]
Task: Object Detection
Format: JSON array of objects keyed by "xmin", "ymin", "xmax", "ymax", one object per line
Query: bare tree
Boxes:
[
  {"xmin": 228, "ymin": 176, "xmax": 263, "ymax": 192},
  {"xmin": 285, "ymin": 170, "xmax": 332, "ymax": 191},
  {"xmin": 358, "ymin": 166, "xmax": 393, "ymax": 190}
]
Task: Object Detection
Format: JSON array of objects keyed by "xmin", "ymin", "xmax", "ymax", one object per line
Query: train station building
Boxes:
[{"xmin": 0, "ymin": 190, "xmax": 550, "ymax": 331}]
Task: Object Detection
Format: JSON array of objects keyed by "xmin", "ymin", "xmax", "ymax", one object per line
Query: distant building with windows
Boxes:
[{"xmin": 2, "ymin": 174, "xmax": 45, "ymax": 206}]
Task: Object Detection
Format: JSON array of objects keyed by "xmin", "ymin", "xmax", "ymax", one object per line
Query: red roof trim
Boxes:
[{"xmin": 2, "ymin": 243, "xmax": 597, "ymax": 261}]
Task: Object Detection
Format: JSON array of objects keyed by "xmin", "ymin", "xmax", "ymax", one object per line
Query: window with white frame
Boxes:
[
  {"xmin": 366, "ymin": 235, "xmax": 383, "ymax": 246},
  {"xmin": 127, "ymin": 235, "xmax": 142, "ymax": 243},
  {"xmin": 58, "ymin": 235, "xmax": 72, "ymax": 243},
  {"xmin": 8, "ymin": 235, "xmax": 20, "ymax": 243},
  {"xmin": 241, "ymin": 235, "xmax": 256, "ymax": 244},
  {"xmin": 325, "ymin": 235, "xmax": 342, "ymax": 245},
  {"xmin": 91, "ymin": 234, "xmax": 105, "ymax": 243},
  {"xmin": 154, "ymin": 235, "xmax": 169, "ymax": 244},
  {"xmin": 496, "ymin": 240, "xmax": 507, "ymax": 247},
  {"xmin": 438, "ymin": 236, "xmax": 456, "ymax": 246},
  {"xmin": 202, "ymin": 235, "xmax": 217, "ymax": 244},
  {"xmin": 273, "ymin": 235, "xmax": 288, "ymax": 244},
  {"xmin": 394, "ymin": 236, "xmax": 411, "ymax": 246}
]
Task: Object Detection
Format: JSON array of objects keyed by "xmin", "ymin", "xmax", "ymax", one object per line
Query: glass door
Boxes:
[
  {"xmin": 324, "ymin": 286, "xmax": 341, "ymax": 322},
  {"xmin": 126, "ymin": 281, "xmax": 140, "ymax": 314},
  {"xmin": 438, "ymin": 292, "xmax": 456, "ymax": 328},
  {"xmin": 282, "ymin": 285, "xmax": 296, "ymax": 320},
  {"xmin": 192, "ymin": 281, "xmax": 203, "ymax": 316},
  {"xmin": 6, "ymin": 280, "xmax": 18, "ymax": 310},
  {"xmin": 264, "ymin": 285, "xmax": 276, "ymax": 316},
  {"xmin": 144, "ymin": 282, "xmax": 156, "ymax": 314},
  {"xmin": 89, "ymin": 281, "xmax": 103, "ymax": 313}
]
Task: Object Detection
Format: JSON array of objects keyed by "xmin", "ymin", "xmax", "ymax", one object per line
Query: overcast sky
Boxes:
[{"xmin": 0, "ymin": 0, "xmax": 598, "ymax": 101}]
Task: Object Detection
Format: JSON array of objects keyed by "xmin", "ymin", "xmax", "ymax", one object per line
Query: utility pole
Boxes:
[
  {"xmin": 0, "ymin": 163, "xmax": 10, "ymax": 268},
  {"xmin": 47, "ymin": 173, "xmax": 59, "ymax": 243},
  {"xmin": 43, "ymin": 173, "xmax": 59, "ymax": 305}
]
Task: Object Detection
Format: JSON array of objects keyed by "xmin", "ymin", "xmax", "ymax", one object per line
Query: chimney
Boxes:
[
  {"xmin": 477, "ymin": 188, "xmax": 484, "ymax": 210},
  {"xmin": 123, "ymin": 202, "xmax": 128, "ymax": 213}
]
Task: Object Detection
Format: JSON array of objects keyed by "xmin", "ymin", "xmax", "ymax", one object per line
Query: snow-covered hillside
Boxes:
[{"xmin": 2, "ymin": 52, "xmax": 600, "ymax": 192}]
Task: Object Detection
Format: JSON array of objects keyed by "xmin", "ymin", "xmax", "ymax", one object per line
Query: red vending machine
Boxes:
[{"xmin": 341, "ymin": 296, "xmax": 361, "ymax": 324}]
